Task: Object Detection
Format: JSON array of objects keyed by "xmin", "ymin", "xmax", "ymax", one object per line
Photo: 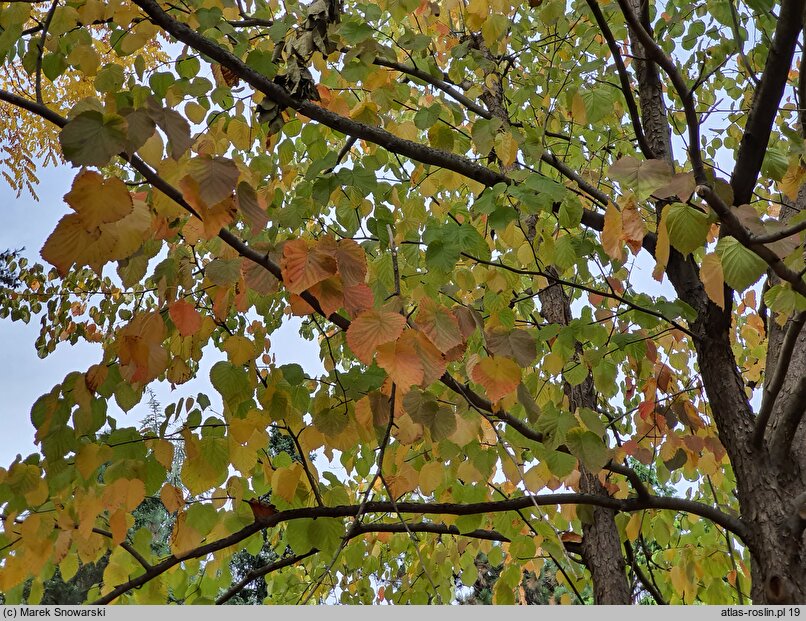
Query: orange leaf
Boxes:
[
  {"xmin": 376, "ymin": 335, "xmax": 424, "ymax": 391},
  {"xmin": 310, "ymin": 276, "xmax": 344, "ymax": 316},
  {"xmin": 179, "ymin": 175, "xmax": 237, "ymax": 240},
  {"xmin": 41, "ymin": 213, "xmax": 115, "ymax": 275},
  {"xmin": 281, "ymin": 238, "xmax": 338, "ymax": 294},
  {"xmin": 160, "ymin": 483, "xmax": 185, "ymax": 513},
  {"xmin": 169, "ymin": 299, "xmax": 202, "ymax": 336},
  {"xmin": 109, "ymin": 510, "xmax": 128, "ymax": 545},
  {"xmin": 245, "ymin": 498, "xmax": 277, "ymax": 521},
  {"xmin": 346, "ymin": 310, "xmax": 407, "ymax": 364},
  {"xmin": 335, "ymin": 238, "xmax": 367, "ymax": 287},
  {"xmin": 343, "ymin": 283, "xmax": 375, "ymax": 317},
  {"xmin": 409, "ymin": 330, "xmax": 447, "ymax": 385},
  {"xmin": 117, "ymin": 311, "xmax": 168, "ymax": 383},
  {"xmin": 621, "ymin": 204, "xmax": 646, "ymax": 254},
  {"xmin": 288, "ymin": 293, "xmax": 316, "ymax": 316},
  {"xmin": 471, "ymin": 356, "xmax": 521, "ymax": 402}
]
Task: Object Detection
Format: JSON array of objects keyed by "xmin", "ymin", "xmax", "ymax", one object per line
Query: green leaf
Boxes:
[
  {"xmin": 715, "ymin": 236, "xmax": 767, "ymax": 291},
  {"xmin": 95, "ymin": 64, "xmax": 125, "ymax": 93},
  {"xmin": 209, "ymin": 361, "xmax": 252, "ymax": 406},
  {"xmin": 285, "ymin": 518, "xmax": 342, "ymax": 555},
  {"xmin": 59, "ymin": 110, "xmax": 127, "ymax": 167},
  {"xmin": 665, "ymin": 203, "xmax": 710, "ymax": 256},
  {"xmin": 566, "ymin": 428, "xmax": 610, "ymax": 472},
  {"xmin": 762, "ymin": 147, "xmax": 788, "ymax": 181},
  {"xmin": 545, "ymin": 449, "xmax": 577, "ymax": 478}
]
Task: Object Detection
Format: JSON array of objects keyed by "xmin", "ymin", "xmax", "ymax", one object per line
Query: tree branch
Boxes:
[
  {"xmin": 727, "ymin": 0, "xmax": 760, "ymax": 88},
  {"xmin": 215, "ymin": 549, "xmax": 318, "ymax": 604},
  {"xmin": 730, "ymin": 0, "xmax": 806, "ymax": 206},
  {"xmin": 0, "ymin": 85, "xmax": 656, "ymax": 506},
  {"xmin": 0, "ymin": 87, "xmax": 746, "ymax": 601},
  {"xmin": 216, "ymin": 521, "xmax": 510, "ymax": 604},
  {"xmin": 615, "ymin": 0, "xmax": 704, "ymax": 182},
  {"xmin": 775, "ymin": 375, "xmax": 806, "ymax": 456},
  {"xmin": 696, "ymin": 185, "xmax": 806, "ymax": 301},
  {"xmin": 624, "ymin": 539, "xmax": 666, "ymax": 604},
  {"xmin": 91, "ymin": 490, "xmax": 747, "ymax": 603},
  {"xmin": 34, "ymin": 0, "xmax": 59, "ymax": 105},
  {"xmin": 753, "ymin": 310, "xmax": 806, "ymax": 447},
  {"xmin": 373, "ymin": 56, "xmax": 492, "ymax": 120},
  {"xmin": 461, "ymin": 252, "xmax": 694, "ymax": 338},
  {"xmin": 585, "ymin": 0, "xmax": 654, "ymax": 159},
  {"xmin": 90, "ymin": 528, "xmax": 152, "ymax": 571}
]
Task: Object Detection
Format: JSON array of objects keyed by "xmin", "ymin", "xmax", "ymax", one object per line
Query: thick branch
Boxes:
[
  {"xmin": 92, "ymin": 490, "xmax": 746, "ymax": 603},
  {"xmin": 697, "ymin": 186, "xmax": 806, "ymax": 301},
  {"xmin": 730, "ymin": 0, "xmax": 806, "ymax": 206},
  {"xmin": 216, "ymin": 522, "xmax": 509, "ymax": 604},
  {"xmin": 754, "ymin": 310, "xmax": 806, "ymax": 446}
]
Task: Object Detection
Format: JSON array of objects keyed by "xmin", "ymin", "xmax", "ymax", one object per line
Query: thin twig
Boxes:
[
  {"xmin": 624, "ymin": 540, "xmax": 666, "ymax": 604},
  {"xmin": 35, "ymin": 0, "xmax": 59, "ymax": 104},
  {"xmin": 585, "ymin": 0, "xmax": 653, "ymax": 159}
]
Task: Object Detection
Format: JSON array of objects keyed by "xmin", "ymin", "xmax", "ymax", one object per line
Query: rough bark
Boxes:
[
  {"xmin": 622, "ymin": 0, "xmax": 806, "ymax": 602},
  {"xmin": 625, "ymin": 0, "xmax": 673, "ymax": 166},
  {"xmin": 539, "ymin": 269, "xmax": 632, "ymax": 604}
]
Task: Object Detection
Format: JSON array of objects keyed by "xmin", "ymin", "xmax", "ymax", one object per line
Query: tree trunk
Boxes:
[
  {"xmin": 623, "ymin": 0, "xmax": 806, "ymax": 601},
  {"xmin": 539, "ymin": 268, "xmax": 633, "ymax": 604}
]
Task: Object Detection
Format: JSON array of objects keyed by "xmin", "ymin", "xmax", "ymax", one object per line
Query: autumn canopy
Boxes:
[{"xmin": 1, "ymin": 0, "xmax": 805, "ymax": 606}]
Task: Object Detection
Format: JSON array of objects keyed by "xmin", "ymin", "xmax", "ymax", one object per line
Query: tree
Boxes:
[{"xmin": 0, "ymin": 0, "xmax": 804, "ymax": 605}]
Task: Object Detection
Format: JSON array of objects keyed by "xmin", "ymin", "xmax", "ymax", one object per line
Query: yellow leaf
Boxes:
[
  {"xmin": 272, "ymin": 462, "xmax": 303, "ymax": 503},
  {"xmin": 419, "ymin": 461, "xmax": 444, "ymax": 495},
  {"xmin": 65, "ymin": 170, "xmax": 133, "ymax": 227},
  {"xmin": 471, "ymin": 356, "xmax": 521, "ymax": 403},
  {"xmin": 523, "ymin": 465, "xmax": 546, "ymax": 492},
  {"xmin": 153, "ymin": 439, "xmax": 175, "ymax": 470},
  {"xmin": 170, "ymin": 511, "xmax": 202, "ymax": 556},
  {"xmin": 602, "ymin": 202, "xmax": 624, "ymax": 262},
  {"xmin": 700, "ymin": 253, "xmax": 725, "ymax": 309},
  {"xmin": 75, "ymin": 443, "xmax": 112, "ymax": 480},
  {"xmin": 653, "ymin": 205, "xmax": 671, "ymax": 281},
  {"xmin": 466, "ymin": 0, "xmax": 488, "ymax": 29},
  {"xmin": 571, "ymin": 92, "xmax": 587, "ymax": 124},
  {"xmin": 779, "ymin": 161, "xmax": 806, "ymax": 200},
  {"xmin": 160, "ymin": 483, "xmax": 185, "ymax": 513},
  {"xmin": 625, "ymin": 512, "xmax": 642, "ymax": 540},
  {"xmin": 222, "ymin": 335, "xmax": 257, "ymax": 365},
  {"xmin": 494, "ymin": 132, "xmax": 518, "ymax": 168}
]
